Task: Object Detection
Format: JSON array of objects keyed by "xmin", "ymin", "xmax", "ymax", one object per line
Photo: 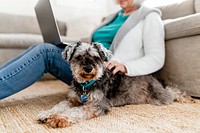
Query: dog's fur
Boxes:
[{"xmin": 37, "ymin": 42, "xmax": 190, "ymax": 128}]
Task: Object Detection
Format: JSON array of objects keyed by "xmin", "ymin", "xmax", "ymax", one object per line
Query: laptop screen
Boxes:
[{"xmin": 35, "ymin": 0, "xmax": 62, "ymax": 45}]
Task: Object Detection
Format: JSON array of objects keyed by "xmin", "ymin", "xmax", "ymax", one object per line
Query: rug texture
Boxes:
[{"xmin": 0, "ymin": 80, "xmax": 200, "ymax": 133}]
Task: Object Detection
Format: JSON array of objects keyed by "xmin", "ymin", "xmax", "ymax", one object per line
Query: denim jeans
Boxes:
[{"xmin": 0, "ymin": 43, "xmax": 72, "ymax": 100}]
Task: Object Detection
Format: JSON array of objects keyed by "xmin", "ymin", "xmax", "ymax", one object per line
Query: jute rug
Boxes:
[{"xmin": 0, "ymin": 80, "xmax": 200, "ymax": 133}]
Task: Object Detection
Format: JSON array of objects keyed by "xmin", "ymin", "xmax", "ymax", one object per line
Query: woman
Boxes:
[{"xmin": 0, "ymin": 0, "xmax": 165, "ymax": 99}]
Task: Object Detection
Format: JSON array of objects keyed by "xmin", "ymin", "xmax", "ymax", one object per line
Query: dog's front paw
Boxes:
[
  {"xmin": 37, "ymin": 111, "xmax": 51, "ymax": 123},
  {"xmin": 46, "ymin": 114, "xmax": 72, "ymax": 128}
]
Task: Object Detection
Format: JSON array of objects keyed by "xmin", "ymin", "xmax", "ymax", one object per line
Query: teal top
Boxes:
[{"xmin": 92, "ymin": 10, "xmax": 129, "ymax": 49}]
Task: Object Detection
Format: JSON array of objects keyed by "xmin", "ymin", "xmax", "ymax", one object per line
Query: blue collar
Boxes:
[{"xmin": 80, "ymin": 80, "xmax": 96, "ymax": 89}]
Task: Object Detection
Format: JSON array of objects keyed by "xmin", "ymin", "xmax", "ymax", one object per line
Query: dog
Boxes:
[{"xmin": 37, "ymin": 41, "xmax": 190, "ymax": 128}]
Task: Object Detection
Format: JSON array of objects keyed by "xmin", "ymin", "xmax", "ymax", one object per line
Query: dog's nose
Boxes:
[{"xmin": 83, "ymin": 65, "xmax": 93, "ymax": 73}]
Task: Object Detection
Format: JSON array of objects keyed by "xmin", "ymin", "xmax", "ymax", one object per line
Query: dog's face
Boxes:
[{"xmin": 62, "ymin": 42, "xmax": 112, "ymax": 83}]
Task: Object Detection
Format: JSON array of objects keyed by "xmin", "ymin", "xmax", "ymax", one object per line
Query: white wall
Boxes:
[
  {"xmin": 107, "ymin": 0, "xmax": 121, "ymax": 14},
  {"xmin": 144, "ymin": 0, "xmax": 185, "ymax": 7},
  {"xmin": 0, "ymin": 0, "xmax": 110, "ymax": 21},
  {"xmin": 0, "ymin": 0, "xmax": 37, "ymax": 16},
  {"xmin": 0, "ymin": 0, "xmax": 185, "ymax": 21},
  {"xmin": 0, "ymin": 0, "xmax": 112, "ymax": 40}
]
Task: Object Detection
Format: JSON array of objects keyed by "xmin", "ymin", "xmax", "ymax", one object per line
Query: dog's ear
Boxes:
[
  {"xmin": 92, "ymin": 42, "xmax": 112, "ymax": 61},
  {"xmin": 62, "ymin": 41, "xmax": 81, "ymax": 62}
]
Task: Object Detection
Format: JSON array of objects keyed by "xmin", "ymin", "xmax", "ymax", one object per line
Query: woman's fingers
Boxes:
[{"xmin": 104, "ymin": 60, "xmax": 127, "ymax": 74}]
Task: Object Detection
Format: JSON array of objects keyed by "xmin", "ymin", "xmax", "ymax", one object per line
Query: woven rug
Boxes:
[{"xmin": 0, "ymin": 81, "xmax": 200, "ymax": 133}]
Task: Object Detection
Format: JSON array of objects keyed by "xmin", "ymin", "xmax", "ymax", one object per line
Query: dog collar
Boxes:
[
  {"xmin": 79, "ymin": 80, "xmax": 96, "ymax": 103},
  {"xmin": 80, "ymin": 80, "xmax": 96, "ymax": 89}
]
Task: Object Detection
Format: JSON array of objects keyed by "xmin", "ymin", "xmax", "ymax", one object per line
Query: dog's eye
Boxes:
[
  {"xmin": 94, "ymin": 56, "xmax": 100, "ymax": 61},
  {"xmin": 76, "ymin": 55, "xmax": 82, "ymax": 60},
  {"xmin": 93, "ymin": 56, "xmax": 100, "ymax": 60},
  {"xmin": 94, "ymin": 56, "xmax": 102, "ymax": 62}
]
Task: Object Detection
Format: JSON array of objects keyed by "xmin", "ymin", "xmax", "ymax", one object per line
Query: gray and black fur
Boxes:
[{"xmin": 37, "ymin": 42, "xmax": 189, "ymax": 128}]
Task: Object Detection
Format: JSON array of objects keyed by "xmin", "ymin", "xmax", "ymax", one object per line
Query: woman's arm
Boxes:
[
  {"xmin": 124, "ymin": 12, "xmax": 165, "ymax": 76},
  {"xmin": 106, "ymin": 12, "xmax": 165, "ymax": 76}
]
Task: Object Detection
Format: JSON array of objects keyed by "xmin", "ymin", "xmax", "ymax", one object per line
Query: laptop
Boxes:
[{"xmin": 34, "ymin": 0, "xmax": 68, "ymax": 47}]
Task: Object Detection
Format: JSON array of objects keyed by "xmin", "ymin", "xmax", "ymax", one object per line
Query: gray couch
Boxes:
[
  {"xmin": 0, "ymin": 12, "xmax": 73, "ymax": 79},
  {"xmin": 156, "ymin": 0, "xmax": 200, "ymax": 97}
]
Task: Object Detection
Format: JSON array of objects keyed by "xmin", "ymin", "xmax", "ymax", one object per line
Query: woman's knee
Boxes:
[
  {"xmin": 35, "ymin": 43, "xmax": 63, "ymax": 52},
  {"xmin": 34, "ymin": 43, "xmax": 52, "ymax": 50}
]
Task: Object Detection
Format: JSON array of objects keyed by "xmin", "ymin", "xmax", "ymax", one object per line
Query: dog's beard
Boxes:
[{"xmin": 71, "ymin": 64, "xmax": 104, "ymax": 83}]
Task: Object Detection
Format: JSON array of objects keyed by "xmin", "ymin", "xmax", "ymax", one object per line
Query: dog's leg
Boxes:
[
  {"xmin": 37, "ymin": 100, "xmax": 71, "ymax": 123},
  {"xmin": 165, "ymin": 85, "xmax": 196, "ymax": 103},
  {"xmin": 148, "ymin": 77, "xmax": 196, "ymax": 105},
  {"xmin": 45, "ymin": 90, "xmax": 110, "ymax": 128},
  {"xmin": 147, "ymin": 77, "xmax": 174, "ymax": 105},
  {"xmin": 46, "ymin": 105, "xmax": 95, "ymax": 128}
]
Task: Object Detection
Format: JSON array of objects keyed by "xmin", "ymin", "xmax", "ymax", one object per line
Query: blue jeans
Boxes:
[{"xmin": 0, "ymin": 43, "xmax": 72, "ymax": 100}]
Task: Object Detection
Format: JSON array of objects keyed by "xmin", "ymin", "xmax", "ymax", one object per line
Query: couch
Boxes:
[
  {"xmin": 155, "ymin": 0, "xmax": 200, "ymax": 97},
  {"xmin": 0, "ymin": 12, "xmax": 75, "ymax": 80}
]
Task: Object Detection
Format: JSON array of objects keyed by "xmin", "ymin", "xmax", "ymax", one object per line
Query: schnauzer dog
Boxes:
[{"xmin": 37, "ymin": 42, "xmax": 188, "ymax": 128}]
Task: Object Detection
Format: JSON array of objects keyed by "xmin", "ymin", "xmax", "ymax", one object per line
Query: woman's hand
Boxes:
[{"xmin": 104, "ymin": 60, "xmax": 127, "ymax": 75}]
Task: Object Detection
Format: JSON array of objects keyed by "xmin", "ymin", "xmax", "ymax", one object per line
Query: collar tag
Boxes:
[
  {"xmin": 79, "ymin": 80, "xmax": 96, "ymax": 103},
  {"xmin": 80, "ymin": 94, "xmax": 88, "ymax": 102}
]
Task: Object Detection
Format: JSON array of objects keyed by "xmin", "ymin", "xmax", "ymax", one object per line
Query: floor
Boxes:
[
  {"xmin": 1, "ymin": 80, "xmax": 200, "ymax": 133},
  {"xmin": 2, "ymin": 80, "xmax": 69, "ymax": 102}
]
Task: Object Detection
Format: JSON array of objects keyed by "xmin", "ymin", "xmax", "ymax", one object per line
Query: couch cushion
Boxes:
[
  {"xmin": 157, "ymin": 0, "xmax": 195, "ymax": 20},
  {"xmin": 0, "ymin": 13, "xmax": 40, "ymax": 34},
  {"xmin": 57, "ymin": 21, "xmax": 67, "ymax": 36},
  {"xmin": 164, "ymin": 13, "xmax": 200, "ymax": 40},
  {"xmin": 0, "ymin": 13, "xmax": 67, "ymax": 36},
  {"xmin": 0, "ymin": 34, "xmax": 76, "ymax": 49},
  {"xmin": 158, "ymin": 35, "xmax": 200, "ymax": 97},
  {"xmin": 195, "ymin": 0, "xmax": 200, "ymax": 13},
  {"xmin": 0, "ymin": 34, "xmax": 43, "ymax": 48}
]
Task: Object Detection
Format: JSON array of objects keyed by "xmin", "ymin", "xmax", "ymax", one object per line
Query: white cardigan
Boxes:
[{"xmin": 90, "ymin": 5, "xmax": 165, "ymax": 77}]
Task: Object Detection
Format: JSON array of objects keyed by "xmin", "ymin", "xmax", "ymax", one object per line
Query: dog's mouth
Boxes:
[
  {"xmin": 78, "ymin": 65, "xmax": 98, "ymax": 80},
  {"xmin": 72, "ymin": 64, "xmax": 104, "ymax": 83},
  {"xmin": 80, "ymin": 73, "xmax": 96, "ymax": 80}
]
